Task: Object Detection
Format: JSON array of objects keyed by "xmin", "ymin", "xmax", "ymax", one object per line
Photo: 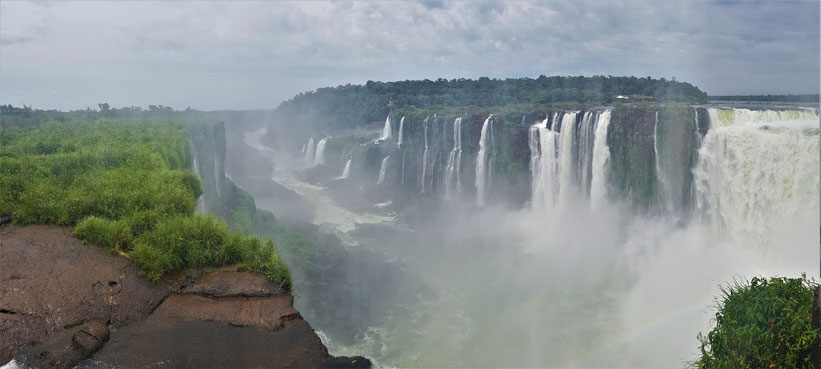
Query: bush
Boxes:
[
  {"xmin": 696, "ymin": 276, "xmax": 819, "ymax": 368},
  {"xmin": 1, "ymin": 118, "xmax": 291, "ymax": 289}
]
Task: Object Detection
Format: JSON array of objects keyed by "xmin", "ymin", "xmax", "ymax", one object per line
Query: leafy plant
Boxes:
[{"xmin": 695, "ymin": 276, "xmax": 819, "ymax": 368}]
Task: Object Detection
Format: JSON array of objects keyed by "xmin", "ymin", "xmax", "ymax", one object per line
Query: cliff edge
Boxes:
[{"xmin": 0, "ymin": 224, "xmax": 370, "ymax": 368}]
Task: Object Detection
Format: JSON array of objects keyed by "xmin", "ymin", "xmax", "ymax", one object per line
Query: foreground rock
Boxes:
[
  {"xmin": 1, "ymin": 226, "xmax": 371, "ymax": 368},
  {"xmin": 0, "ymin": 225, "xmax": 169, "ymax": 363}
]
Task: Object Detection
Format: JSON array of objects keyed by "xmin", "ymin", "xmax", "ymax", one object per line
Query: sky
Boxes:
[{"xmin": 1, "ymin": 0, "xmax": 818, "ymax": 111}]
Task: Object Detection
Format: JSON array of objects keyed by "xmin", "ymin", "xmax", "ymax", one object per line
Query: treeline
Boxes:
[
  {"xmin": 274, "ymin": 75, "xmax": 708, "ymax": 131},
  {"xmin": 708, "ymin": 94, "xmax": 820, "ymax": 103}
]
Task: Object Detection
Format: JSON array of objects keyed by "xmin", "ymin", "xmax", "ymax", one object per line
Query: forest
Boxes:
[{"xmin": 274, "ymin": 75, "xmax": 708, "ymax": 131}]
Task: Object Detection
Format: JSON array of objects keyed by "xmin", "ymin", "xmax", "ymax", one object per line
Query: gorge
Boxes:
[{"xmin": 229, "ymin": 100, "xmax": 819, "ymax": 367}]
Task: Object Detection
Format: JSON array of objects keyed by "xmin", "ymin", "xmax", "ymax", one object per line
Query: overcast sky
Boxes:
[{"xmin": 1, "ymin": 1, "xmax": 818, "ymax": 111}]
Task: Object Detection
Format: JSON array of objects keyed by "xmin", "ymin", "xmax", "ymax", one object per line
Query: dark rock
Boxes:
[
  {"xmin": 83, "ymin": 268, "xmax": 338, "ymax": 368},
  {"xmin": 322, "ymin": 355, "xmax": 372, "ymax": 368},
  {"xmin": 182, "ymin": 266, "xmax": 285, "ymax": 298},
  {"xmin": 71, "ymin": 320, "xmax": 109, "ymax": 355},
  {"xmin": 16, "ymin": 320, "xmax": 109, "ymax": 369},
  {"xmin": 0, "ymin": 225, "xmax": 169, "ymax": 363}
]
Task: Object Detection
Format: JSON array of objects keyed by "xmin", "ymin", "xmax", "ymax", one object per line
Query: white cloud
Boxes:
[{"xmin": 0, "ymin": 0, "xmax": 818, "ymax": 110}]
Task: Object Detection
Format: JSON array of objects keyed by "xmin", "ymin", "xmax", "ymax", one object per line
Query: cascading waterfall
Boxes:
[
  {"xmin": 530, "ymin": 114, "xmax": 560, "ymax": 210},
  {"xmin": 338, "ymin": 158, "xmax": 352, "ymax": 179},
  {"xmin": 557, "ymin": 112, "xmax": 578, "ymax": 205},
  {"xmin": 576, "ymin": 111, "xmax": 597, "ymax": 195},
  {"xmin": 475, "ymin": 115, "xmax": 493, "ymax": 207},
  {"xmin": 420, "ymin": 116, "xmax": 430, "ymax": 193},
  {"xmin": 377, "ymin": 156, "xmax": 390, "ymax": 184},
  {"xmin": 444, "ymin": 117, "xmax": 463, "ymax": 200},
  {"xmin": 693, "ymin": 108, "xmax": 820, "ymax": 248},
  {"xmin": 652, "ymin": 111, "xmax": 673, "ymax": 213},
  {"xmin": 380, "ymin": 115, "xmax": 392, "ymax": 141},
  {"xmin": 304, "ymin": 136, "xmax": 317, "ymax": 166},
  {"xmin": 213, "ymin": 152, "xmax": 222, "ymax": 199},
  {"xmin": 397, "ymin": 116, "xmax": 405, "ymax": 147},
  {"xmin": 589, "ymin": 110, "xmax": 612, "ymax": 210},
  {"xmin": 314, "ymin": 137, "xmax": 328, "ymax": 166}
]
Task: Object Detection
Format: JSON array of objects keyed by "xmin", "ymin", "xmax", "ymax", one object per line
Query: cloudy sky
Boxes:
[{"xmin": 1, "ymin": 0, "xmax": 818, "ymax": 111}]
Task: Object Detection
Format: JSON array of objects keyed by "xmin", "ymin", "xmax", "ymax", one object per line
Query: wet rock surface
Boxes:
[
  {"xmin": 1, "ymin": 225, "xmax": 372, "ymax": 368},
  {"xmin": 0, "ymin": 225, "xmax": 169, "ymax": 363},
  {"xmin": 15, "ymin": 320, "xmax": 110, "ymax": 369}
]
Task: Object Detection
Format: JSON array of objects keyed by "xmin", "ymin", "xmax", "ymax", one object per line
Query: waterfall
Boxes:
[
  {"xmin": 475, "ymin": 115, "xmax": 493, "ymax": 207},
  {"xmin": 589, "ymin": 110, "xmax": 612, "ymax": 210},
  {"xmin": 213, "ymin": 152, "xmax": 222, "ymax": 199},
  {"xmin": 338, "ymin": 158, "xmax": 352, "ymax": 179},
  {"xmin": 377, "ymin": 156, "xmax": 390, "ymax": 184},
  {"xmin": 653, "ymin": 111, "xmax": 671, "ymax": 213},
  {"xmin": 530, "ymin": 116, "xmax": 560, "ymax": 210},
  {"xmin": 529, "ymin": 112, "xmax": 579, "ymax": 210},
  {"xmin": 314, "ymin": 137, "xmax": 328, "ymax": 166},
  {"xmin": 576, "ymin": 111, "xmax": 597, "ymax": 195},
  {"xmin": 397, "ymin": 116, "xmax": 405, "ymax": 146},
  {"xmin": 693, "ymin": 108, "xmax": 820, "ymax": 248},
  {"xmin": 421, "ymin": 116, "xmax": 430, "ymax": 193},
  {"xmin": 304, "ymin": 136, "xmax": 316, "ymax": 166},
  {"xmin": 557, "ymin": 112, "xmax": 578, "ymax": 203},
  {"xmin": 380, "ymin": 115, "xmax": 392, "ymax": 141},
  {"xmin": 190, "ymin": 140, "xmax": 205, "ymax": 213},
  {"xmin": 444, "ymin": 117, "xmax": 463, "ymax": 200}
]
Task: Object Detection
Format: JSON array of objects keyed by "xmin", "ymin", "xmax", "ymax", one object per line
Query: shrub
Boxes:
[
  {"xmin": 695, "ymin": 276, "xmax": 819, "ymax": 368},
  {"xmin": 1, "ymin": 118, "xmax": 291, "ymax": 289},
  {"xmin": 74, "ymin": 216, "xmax": 133, "ymax": 252}
]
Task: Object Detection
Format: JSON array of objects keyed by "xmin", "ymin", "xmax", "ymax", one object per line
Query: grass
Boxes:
[
  {"xmin": 695, "ymin": 275, "xmax": 818, "ymax": 368},
  {"xmin": 0, "ymin": 118, "xmax": 291, "ymax": 289}
]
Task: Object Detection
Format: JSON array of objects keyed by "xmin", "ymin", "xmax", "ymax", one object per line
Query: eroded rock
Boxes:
[{"xmin": 0, "ymin": 225, "xmax": 169, "ymax": 363}]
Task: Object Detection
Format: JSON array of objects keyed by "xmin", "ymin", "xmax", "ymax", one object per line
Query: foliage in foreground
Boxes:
[
  {"xmin": 0, "ymin": 118, "xmax": 290, "ymax": 289},
  {"xmin": 695, "ymin": 276, "xmax": 818, "ymax": 368}
]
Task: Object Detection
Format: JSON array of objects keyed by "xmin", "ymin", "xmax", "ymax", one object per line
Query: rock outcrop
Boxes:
[
  {"xmin": 0, "ymin": 225, "xmax": 168, "ymax": 363},
  {"xmin": 0, "ymin": 225, "xmax": 371, "ymax": 368}
]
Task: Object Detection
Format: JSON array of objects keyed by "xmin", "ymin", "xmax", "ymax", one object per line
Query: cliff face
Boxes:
[
  {"xmin": 0, "ymin": 224, "xmax": 369, "ymax": 368},
  {"xmin": 306, "ymin": 105, "xmax": 702, "ymax": 212}
]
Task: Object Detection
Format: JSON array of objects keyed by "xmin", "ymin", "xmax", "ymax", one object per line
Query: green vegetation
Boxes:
[
  {"xmin": 0, "ymin": 113, "xmax": 291, "ymax": 289},
  {"xmin": 708, "ymin": 94, "xmax": 820, "ymax": 103},
  {"xmin": 695, "ymin": 276, "xmax": 818, "ymax": 368},
  {"xmin": 275, "ymin": 75, "xmax": 707, "ymax": 132}
]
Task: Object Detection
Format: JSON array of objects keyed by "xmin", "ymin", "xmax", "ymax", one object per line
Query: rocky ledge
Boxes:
[{"xmin": 0, "ymin": 225, "xmax": 370, "ymax": 368}]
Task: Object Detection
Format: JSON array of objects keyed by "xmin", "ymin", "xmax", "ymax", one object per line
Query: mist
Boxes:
[{"xmin": 217, "ymin": 105, "xmax": 819, "ymax": 368}]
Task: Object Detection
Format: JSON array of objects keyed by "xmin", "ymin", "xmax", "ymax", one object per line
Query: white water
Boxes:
[
  {"xmin": 577, "ymin": 111, "xmax": 596, "ymax": 194},
  {"xmin": 557, "ymin": 112, "xmax": 578, "ymax": 207},
  {"xmin": 693, "ymin": 108, "xmax": 820, "ymax": 248},
  {"xmin": 444, "ymin": 117, "xmax": 463, "ymax": 200},
  {"xmin": 653, "ymin": 111, "xmax": 672, "ymax": 213},
  {"xmin": 304, "ymin": 136, "xmax": 317, "ymax": 166},
  {"xmin": 213, "ymin": 152, "xmax": 222, "ymax": 199},
  {"xmin": 530, "ymin": 114, "xmax": 560, "ymax": 210},
  {"xmin": 380, "ymin": 115, "xmax": 392, "ymax": 141},
  {"xmin": 338, "ymin": 158, "xmax": 352, "ymax": 179},
  {"xmin": 314, "ymin": 137, "xmax": 328, "ymax": 166},
  {"xmin": 397, "ymin": 116, "xmax": 405, "ymax": 147},
  {"xmin": 237, "ymin": 108, "xmax": 818, "ymax": 368},
  {"xmin": 590, "ymin": 110, "xmax": 612, "ymax": 210},
  {"xmin": 420, "ymin": 116, "xmax": 429, "ymax": 193},
  {"xmin": 243, "ymin": 128, "xmax": 394, "ymax": 235},
  {"xmin": 377, "ymin": 156, "xmax": 390, "ymax": 184},
  {"xmin": 475, "ymin": 115, "xmax": 493, "ymax": 207}
]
